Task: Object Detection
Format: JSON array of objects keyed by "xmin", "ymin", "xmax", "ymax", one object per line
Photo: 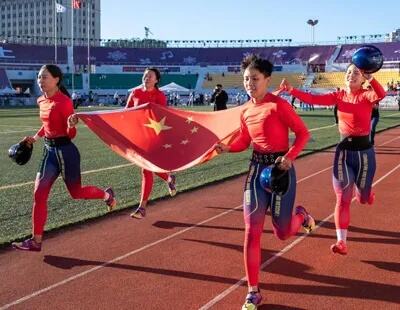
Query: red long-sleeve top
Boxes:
[
  {"xmin": 35, "ymin": 91, "xmax": 77, "ymax": 139},
  {"xmin": 229, "ymin": 93, "xmax": 310, "ymax": 161},
  {"xmin": 126, "ymin": 88, "xmax": 167, "ymax": 108},
  {"xmin": 290, "ymin": 78, "xmax": 386, "ymax": 137}
]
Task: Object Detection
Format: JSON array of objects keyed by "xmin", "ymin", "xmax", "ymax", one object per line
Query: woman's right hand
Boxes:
[
  {"xmin": 67, "ymin": 114, "xmax": 78, "ymax": 128},
  {"xmin": 214, "ymin": 143, "xmax": 230, "ymax": 154},
  {"xmin": 21, "ymin": 136, "xmax": 36, "ymax": 146},
  {"xmin": 279, "ymin": 78, "xmax": 294, "ymax": 93},
  {"xmin": 275, "ymin": 156, "xmax": 292, "ymax": 171}
]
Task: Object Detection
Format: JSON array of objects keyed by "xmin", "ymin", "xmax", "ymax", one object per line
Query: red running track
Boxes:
[{"xmin": 1, "ymin": 128, "xmax": 400, "ymax": 310}]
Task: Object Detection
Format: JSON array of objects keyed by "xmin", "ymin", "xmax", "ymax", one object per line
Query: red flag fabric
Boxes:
[
  {"xmin": 77, "ymin": 103, "xmax": 246, "ymax": 172},
  {"xmin": 72, "ymin": 0, "xmax": 81, "ymax": 9}
]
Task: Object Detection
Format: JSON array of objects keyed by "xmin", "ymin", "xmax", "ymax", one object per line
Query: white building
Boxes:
[{"xmin": 0, "ymin": 0, "xmax": 101, "ymax": 46}]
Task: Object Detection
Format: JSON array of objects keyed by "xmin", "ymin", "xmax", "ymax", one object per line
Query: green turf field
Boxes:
[{"xmin": 1, "ymin": 106, "xmax": 399, "ymax": 245}]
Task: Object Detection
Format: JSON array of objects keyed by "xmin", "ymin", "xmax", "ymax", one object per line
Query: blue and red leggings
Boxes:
[
  {"xmin": 32, "ymin": 143, "xmax": 105, "ymax": 235},
  {"xmin": 243, "ymin": 161, "xmax": 304, "ymax": 286}
]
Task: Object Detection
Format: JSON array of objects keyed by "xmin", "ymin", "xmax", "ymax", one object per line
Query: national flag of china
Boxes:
[
  {"xmin": 77, "ymin": 103, "xmax": 246, "ymax": 172},
  {"xmin": 72, "ymin": 0, "xmax": 81, "ymax": 9}
]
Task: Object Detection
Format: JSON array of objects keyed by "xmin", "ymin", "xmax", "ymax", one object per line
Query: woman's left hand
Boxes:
[
  {"xmin": 279, "ymin": 78, "xmax": 294, "ymax": 93},
  {"xmin": 214, "ymin": 143, "xmax": 230, "ymax": 154},
  {"xmin": 275, "ymin": 156, "xmax": 292, "ymax": 171},
  {"xmin": 67, "ymin": 114, "xmax": 78, "ymax": 128},
  {"xmin": 361, "ymin": 71, "xmax": 372, "ymax": 81}
]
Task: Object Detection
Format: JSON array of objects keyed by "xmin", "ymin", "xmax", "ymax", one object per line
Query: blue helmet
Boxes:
[
  {"xmin": 259, "ymin": 165, "xmax": 289, "ymax": 195},
  {"xmin": 8, "ymin": 142, "xmax": 33, "ymax": 165},
  {"xmin": 351, "ymin": 45, "xmax": 383, "ymax": 74}
]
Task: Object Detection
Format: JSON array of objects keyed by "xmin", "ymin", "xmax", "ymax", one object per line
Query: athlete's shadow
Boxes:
[
  {"xmin": 43, "ymin": 254, "xmax": 242, "ymax": 284},
  {"xmin": 258, "ymin": 305, "xmax": 304, "ymax": 310},
  {"xmin": 361, "ymin": 260, "xmax": 400, "ymax": 272},
  {"xmin": 374, "ymin": 145, "xmax": 400, "ymax": 155},
  {"xmin": 152, "ymin": 220, "xmax": 273, "ymax": 234},
  {"xmin": 181, "ymin": 238, "xmax": 400, "ymax": 305},
  {"xmin": 320, "ymin": 221, "xmax": 400, "ymax": 245}
]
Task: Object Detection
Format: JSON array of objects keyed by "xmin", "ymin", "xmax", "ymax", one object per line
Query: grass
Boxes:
[{"xmin": 0, "ymin": 106, "xmax": 399, "ymax": 245}]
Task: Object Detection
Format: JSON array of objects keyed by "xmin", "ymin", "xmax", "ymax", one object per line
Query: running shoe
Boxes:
[
  {"xmin": 295, "ymin": 205, "xmax": 316, "ymax": 233},
  {"xmin": 104, "ymin": 187, "xmax": 117, "ymax": 212},
  {"xmin": 242, "ymin": 290, "xmax": 262, "ymax": 310},
  {"xmin": 330, "ymin": 240, "xmax": 348, "ymax": 255},
  {"xmin": 368, "ymin": 192, "xmax": 375, "ymax": 205},
  {"xmin": 130, "ymin": 206, "xmax": 146, "ymax": 219},
  {"xmin": 167, "ymin": 174, "xmax": 177, "ymax": 197},
  {"xmin": 12, "ymin": 238, "xmax": 42, "ymax": 252}
]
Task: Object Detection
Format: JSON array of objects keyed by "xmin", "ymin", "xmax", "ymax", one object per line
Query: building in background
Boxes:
[{"xmin": 0, "ymin": 0, "xmax": 101, "ymax": 46}]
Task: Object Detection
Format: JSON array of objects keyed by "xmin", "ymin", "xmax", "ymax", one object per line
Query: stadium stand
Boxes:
[
  {"xmin": 311, "ymin": 70, "xmax": 400, "ymax": 89},
  {"xmin": 89, "ymin": 74, "xmax": 198, "ymax": 90},
  {"xmin": 311, "ymin": 72, "xmax": 345, "ymax": 88},
  {"xmin": 0, "ymin": 41, "xmax": 399, "ymax": 102},
  {"xmin": 203, "ymin": 72, "xmax": 306, "ymax": 90},
  {"xmin": 0, "ymin": 68, "xmax": 12, "ymax": 89},
  {"xmin": 63, "ymin": 74, "xmax": 84, "ymax": 90},
  {"xmin": 0, "ymin": 43, "xmax": 67, "ymax": 64}
]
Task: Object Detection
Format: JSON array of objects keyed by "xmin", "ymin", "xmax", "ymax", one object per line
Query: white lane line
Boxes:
[
  {"xmin": 384, "ymin": 112, "xmax": 400, "ymax": 117},
  {"xmin": 0, "ymin": 163, "xmax": 133, "ymax": 191},
  {"xmin": 0, "ymin": 129, "xmax": 38, "ymax": 134},
  {"xmin": 0, "ymin": 125, "xmax": 37, "ymax": 128},
  {"xmin": 309, "ymin": 124, "xmax": 336, "ymax": 132},
  {"xmin": 199, "ymin": 161, "xmax": 400, "ymax": 310}
]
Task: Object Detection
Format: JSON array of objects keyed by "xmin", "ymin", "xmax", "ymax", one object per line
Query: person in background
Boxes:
[
  {"xmin": 113, "ymin": 91, "xmax": 119, "ymax": 105},
  {"xmin": 215, "ymin": 54, "xmax": 314, "ymax": 310},
  {"xmin": 369, "ymin": 89, "xmax": 380, "ymax": 145},
  {"xmin": 211, "ymin": 84, "xmax": 228, "ymax": 111},
  {"xmin": 290, "ymin": 95, "xmax": 297, "ymax": 109},
  {"xmin": 125, "ymin": 67, "xmax": 177, "ymax": 219},
  {"xmin": 279, "ymin": 63, "xmax": 386, "ymax": 256},
  {"xmin": 12, "ymin": 64, "xmax": 116, "ymax": 252},
  {"xmin": 333, "ymin": 87, "xmax": 340, "ymax": 124}
]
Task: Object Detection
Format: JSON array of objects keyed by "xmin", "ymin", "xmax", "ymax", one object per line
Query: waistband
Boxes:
[
  {"xmin": 44, "ymin": 136, "xmax": 71, "ymax": 147},
  {"xmin": 251, "ymin": 150, "xmax": 287, "ymax": 165},
  {"xmin": 338, "ymin": 135, "xmax": 372, "ymax": 151}
]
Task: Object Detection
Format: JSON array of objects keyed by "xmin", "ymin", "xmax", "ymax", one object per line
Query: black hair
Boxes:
[
  {"xmin": 241, "ymin": 54, "xmax": 273, "ymax": 77},
  {"xmin": 39, "ymin": 64, "xmax": 71, "ymax": 98},
  {"xmin": 216, "ymin": 84, "xmax": 223, "ymax": 88},
  {"xmin": 145, "ymin": 67, "xmax": 161, "ymax": 88}
]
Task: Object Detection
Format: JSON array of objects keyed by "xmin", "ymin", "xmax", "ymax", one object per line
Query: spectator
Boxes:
[
  {"xmin": 396, "ymin": 91, "xmax": 400, "ymax": 111},
  {"xmin": 113, "ymin": 91, "xmax": 119, "ymax": 105},
  {"xmin": 211, "ymin": 84, "xmax": 228, "ymax": 111}
]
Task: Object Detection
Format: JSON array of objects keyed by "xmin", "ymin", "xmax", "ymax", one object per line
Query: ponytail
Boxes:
[{"xmin": 59, "ymin": 84, "xmax": 71, "ymax": 98}]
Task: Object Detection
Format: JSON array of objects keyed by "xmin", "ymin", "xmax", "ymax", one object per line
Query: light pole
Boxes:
[{"xmin": 307, "ymin": 19, "xmax": 318, "ymax": 45}]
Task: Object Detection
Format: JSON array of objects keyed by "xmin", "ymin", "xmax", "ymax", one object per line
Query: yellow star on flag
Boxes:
[
  {"xmin": 186, "ymin": 116, "xmax": 194, "ymax": 124},
  {"xmin": 144, "ymin": 116, "xmax": 172, "ymax": 135}
]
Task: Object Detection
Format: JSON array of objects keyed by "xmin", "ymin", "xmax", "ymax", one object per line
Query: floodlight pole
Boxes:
[{"xmin": 307, "ymin": 19, "xmax": 319, "ymax": 45}]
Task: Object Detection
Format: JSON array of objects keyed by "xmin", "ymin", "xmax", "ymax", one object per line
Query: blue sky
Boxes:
[{"xmin": 101, "ymin": 0, "xmax": 399, "ymax": 44}]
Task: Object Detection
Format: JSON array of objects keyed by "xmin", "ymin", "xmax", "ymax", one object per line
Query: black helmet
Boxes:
[
  {"xmin": 259, "ymin": 164, "xmax": 289, "ymax": 196},
  {"xmin": 8, "ymin": 142, "xmax": 33, "ymax": 165}
]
